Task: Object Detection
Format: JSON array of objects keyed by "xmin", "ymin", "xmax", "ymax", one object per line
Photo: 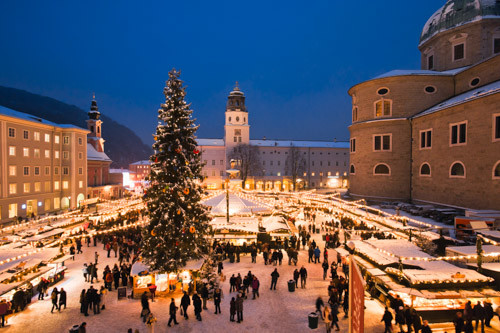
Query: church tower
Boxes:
[
  {"xmin": 86, "ymin": 94, "xmax": 105, "ymax": 153},
  {"xmin": 224, "ymin": 82, "xmax": 250, "ymax": 154}
]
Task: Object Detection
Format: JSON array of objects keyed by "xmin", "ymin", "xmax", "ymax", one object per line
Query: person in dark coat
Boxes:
[
  {"xmin": 404, "ymin": 305, "xmax": 413, "ymax": 332},
  {"xmin": 381, "ymin": 307, "xmax": 393, "ymax": 333},
  {"xmin": 192, "ymin": 292, "xmax": 202, "ymax": 321},
  {"xmin": 299, "ymin": 266, "xmax": 307, "ymax": 289},
  {"xmin": 229, "ymin": 297, "xmax": 236, "ymax": 322},
  {"xmin": 484, "ymin": 301, "xmax": 494, "ymax": 327},
  {"xmin": 270, "ymin": 268, "xmax": 279, "ymax": 290},
  {"xmin": 37, "ymin": 280, "xmax": 45, "ymax": 300},
  {"xmin": 200, "ymin": 285, "xmax": 209, "ymax": 310},
  {"xmin": 0, "ymin": 300, "xmax": 10, "ymax": 327},
  {"xmin": 236, "ymin": 294, "xmax": 244, "ymax": 323},
  {"xmin": 167, "ymin": 298, "xmax": 179, "ymax": 327},
  {"xmin": 80, "ymin": 289, "xmax": 88, "ymax": 316},
  {"xmin": 421, "ymin": 320, "xmax": 432, "ymax": 333},
  {"xmin": 50, "ymin": 288, "xmax": 59, "ymax": 313},
  {"xmin": 180, "ymin": 292, "xmax": 190, "ymax": 319},
  {"xmin": 140, "ymin": 291, "xmax": 149, "ymax": 322},
  {"xmin": 213, "ymin": 288, "xmax": 222, "ymax": 314},
  {"xmin": 217, "ymin": 261, "xmax": 223, "ymax": 275},
  {"xmin": 453, "ymin": 311, "xmax": 465, "ymax": 333},
  {"xmin": 59, "ymin": 288, "xmax": 67, "ymax": 310},
  {"xmin": 395, "ymin": 306, "xmax": 405, "ymax": 333},
  {"xmin": 473, "ymin": 301, "xmax": 485, "ymax": 333},
  {"xmin": 293, "ymin": 269, "xmax": 300, "ymax": 288}
]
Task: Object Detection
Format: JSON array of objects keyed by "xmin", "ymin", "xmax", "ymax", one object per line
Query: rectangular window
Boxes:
[
  {"xmin": 62, "ymin": 181, "xmax": 69, "ymax": 189},
  {"xmin": 23, "ymin": 183, "xmax": 30, "ymax": 193},
  {"xmin": 428, "ymin": 55, "xmax": 434, "ymax": 70},
  {"xmin": 233, "ymin": 137, "xmax": 237, "ymax": 142},
  {"xmin": 270, "ymin": 161, "xmax": 273, "ymax": 166},
  {"xmin": 63, "ymin": 136, "xmax": 69, "ymax": 144},
  {"xmin": 54, "ymin": 181, "xmax": 60, "ymax": 190},
  {"xmin": 45, "ymin": 150, "xmax": 50, "ymax": 158},
  {"xmin": 494, "ymin": 114, "xmax": 500, "ymax": 141},
  {"xmin": 220, "ymin": 170, "xmax": 224, "ymax": 176},
  {"xmin": 54, "ymin": 198, "xmax": 60, "ymax": 210},
  {"xmin": 34, "ymin": 166, "xmax": 40, "ymax": 175},
  {"xmin": 238, "ymin": 136, "xmax": 241, "ymax": 142},
  {"xmin": 54, "ymin": 167, "xmax": 59, "ymax": 175},
  {"xmin": 63, "ymin": 167, "xmax": 69, "ymax": 175},
  {"xmin": 9, "ymin": 184, "xmax": 17, "ymax": 195},
  {"xmin": 34, "ymin": 182, "xmax": 41, "ymax": 192},
  {"xmin": 374, "ymin": 134, "xmax": 392, "ymax": 151},
  {"xmin": 494, "ymin": 38, "xmax": 500, "ymax": 54},
  {"xmin": 23, "ymin": 166, "xmax": 29, "ymax": 176},
  {"xmin": 45, "ymin": 133, "xmax": 51, "ymax": 142},
  {"xmin": 8, "ymin": 204, "xmax": 17, "ymax": 218},
  {"xmin": 352, "ymin": 107, "xmax": 358, "ymax": 122},
  {"xmin": 311, "ymin": 172, "xmax": 315, "ymax": 176},
  {"xmin": 212, "ymin": 160, "xmax": 215, "ymax": 165},
  {"xmin": 8, "ymin": 128, "xmax": 15, "ymax": 138},
  {"xmin": 375, "ymin": 100, "xmax": 391, "ymax": 117},
  {"xmin": 44, "ymin": 181, "xmax": 51, "ymax": 192},
  {"xmin": 78, "ymin": 137, "xmax": 83, "ymax": 145},
  {"xmin": 454, "ymin": 43, "xmax": 465, "ymax": 61},
  {"xmin": 23, "ymin": 130, "xmax": 29, "ymax": 140},
  {"xmin": 311, "ymin": 161, "xmax": 314, "ymax": 166},
  {"xmin": 420, "ymin": 129, "xmax": 432, "ymax": 149},
  {"xmin": 78, "ymin": 167, "xmax": 83, "ymax": 175},
  {"xmin": 23, "ymin": 147, "xmax": 29, "ymax": 157},
  {"xmin": 45, "ymin": 166, "xmax": 50, "ymax": 175},
  {"xmin": 45, "ymin": 199, "xmax": 50, "ymax": 210},
  {"xmin": 79, "ymin": 180, "xmax": 83, "ymax": 188},
  {"xmin": 34, "ymin": 131, "xmax": 40, "ymax": 141},
  {"xmin": 350, "ymin": 138, "xmax": 356, "ymax": 153},
  {"xmin": 450, "ymin": 121, "xmax": 467, "ymax": 145},
  {"xmin": 9, "ymin": 146, "xmax": 15, "ymax": 156},
  {"xmin": 9, "ymin": 166, "xmax": 16, "ymax": 176},
  {"xmin": 220, "ymin": 160, "xmax": 224, "ymax": 165},
  {"xmin": 78, "ymin": 152, "xmax": 83, "ymax": 159},
  {"xmin": 55, "ymin": 151, "xmax": 60, "ymax": 159},
  {"xmin": 63, "ymin": 151, "xmax": 68, "ymax": 159},
  {"xmin": 211, "ymin": 171, "xmax": 215, "ymax": 177},
  {"xmin": 34, "ymin": 149, "xmax": 40, "ymax": 158},
  {"xmin": 54, "ymin": 135, "xmax": 59, "ymax": 144}
]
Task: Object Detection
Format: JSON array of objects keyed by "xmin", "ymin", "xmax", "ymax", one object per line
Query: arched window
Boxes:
[
  {"xmin": 374, "ymin": 99, "xmax": 392, "ymax": 117},
  {"xmin": 493, "ymin": 161, "xmax": 500, "ymax": 179},
  {"xmin": 420, "ymin": 163, "xmax": 431, "ymax": 176},
  {"xmin": 373, "ymin": 163, "xmax": 390, "ymax": 175},
  {"xmin": 236, "ymin": 101, "xmax": 239, "ymax": 106},
  {"xmin": 450, "ymin": 161, "xmax": 465, "ymax": 178},
  {"xmin": 350, "ymin": 164, "xmax": 356, "ymax": 174},
  {"xmin": 90, "ymin": 126, "xmax": 94, "ymax": 133}
]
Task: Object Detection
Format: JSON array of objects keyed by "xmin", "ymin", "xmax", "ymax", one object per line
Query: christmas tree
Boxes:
[{"xmin": 142, "ymin": 69, "xmax": 211, "ymax": 272}]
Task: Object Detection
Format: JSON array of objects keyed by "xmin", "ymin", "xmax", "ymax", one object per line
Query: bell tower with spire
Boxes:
[
  {"xmin": 224, "ymin": 82, "xmax": 250, "ymax": 153},
  {"xmin": 86, "ymin": 94, "xmax": 105, "ymax": 153}
]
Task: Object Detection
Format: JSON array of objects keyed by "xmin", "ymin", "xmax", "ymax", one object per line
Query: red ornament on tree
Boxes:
[
  {"xmin": 193, "ymin": 149, "xmax": 199, "ymax": 154},
  {"xmin": 155, "ymin": 157, "xmax": 158, "ymax": 163},
  {"xmin": 175, "ymin": 241, "xmax": 179, "ymax": 246}
]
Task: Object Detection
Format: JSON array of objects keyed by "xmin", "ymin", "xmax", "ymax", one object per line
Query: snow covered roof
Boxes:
[
  {"xmin": 413, "ymin": 79, "xmax": 500, "ymax": 118},
  {"xmin": 372, "ymin": 67, "xmax": 467, "ymax": 80},
  {"xmin": 130, "ymin": 160, "xmax": 151, "ymax": 165},
  {"xmin": 109, "ymin": 169, "xmax": 130, "ymax": 173},
  {"xmin": 197, "ymin": 138, "xmax": 225, "ymax": 146},
  {"xmin": 249, "ymin": 139, "xmax": 350, "ymax": 149},
  {"xmin": 203, "ymin": 192, "xmax": 272, "ymax": 215},
  {"xmin": 420, "ymin": 0, "xmax": 500, "ymax": 45},
  {"xmin": 0, "ymin": 105, "xmax": 87, "ymax": 131},
  {"xmin": 447, "ymin": 245, "xmax": 500, "ymax": 255},
  {"xmin": 210, "ymin": 216, "xmax": 290, "ymax": 234},
  {"xmin": 87, "ymin": 143, "xmax": 112, "ymax": 162}
]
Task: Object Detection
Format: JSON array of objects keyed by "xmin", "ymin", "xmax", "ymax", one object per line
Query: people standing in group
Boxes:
[
  {"xmin": 80, "ymin": 289, "xmax": 88, "ymax": 316},
  {"xmin": 167, "ymin": 298, "xmax": 179, "ymax": 327},
  {"xmin": 236, "ymin": 293, "xmax": 244, "ymax": 323},
  {"xmin": 230, "ymin": 297, "xmax": 236, "ymax": 322},
  {"xmin": 180, "ymin": 291, "xmax": 190, "ymax": 320},
  {"xmin": 453, "ymin": 311, "xmax": 465, "ymax": 333},
  {"xmin": 473, "ymin": 301, "xmax": 486, "ymax": 333},
  {"xmin": 58, "ymin": 288, "xmax": 67, "ymax": 311},
  {"xmin": 200, "ymin": 284, "xmax": 208, "ymax": 310}
]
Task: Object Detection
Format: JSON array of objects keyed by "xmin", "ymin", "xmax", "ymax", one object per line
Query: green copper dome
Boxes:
[{"xmin": 420, "ymin": 0, "xmax": 500, "ymax": 45}]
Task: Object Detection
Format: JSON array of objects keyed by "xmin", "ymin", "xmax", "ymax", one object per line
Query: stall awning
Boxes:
[{"xmin": 23, "ymin": 228, "xmax": 65, "ymax": 242}]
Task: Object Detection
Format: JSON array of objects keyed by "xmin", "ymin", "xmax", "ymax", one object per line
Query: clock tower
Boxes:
[{"xmin": 224, "ymin": 82, "xmax": 250, "ymax": 155}]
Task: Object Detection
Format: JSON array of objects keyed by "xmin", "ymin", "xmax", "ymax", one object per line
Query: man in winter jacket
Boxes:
[
  {"xmin": 168, "ymin": 298, "xmax": 179, "ymax": 326},
  {"xmin": 200, "ymin": 285, "xmax": 209, "ymax": 310},
  {"xmin": 251, "ymin": 276, "xmax": 260, "ymax": 299},
  {"xmin": 270, "ymin": 269, "xmax": 279, "ymax": 290},
  {"xmin": 473, "ymin": 301, "xmax": 486, "ymax": 333},
  {"xmin": 236, "ymin": 294, "xmax": 244, "ymax": 323},
  {"xmin": 213, "ymin": 288, "xmax": 222, "ymax": 314},
  {"xmin": 59, "ymin": 288, "xmax": 67, "ymax": 310},
  {"xmin": 322, "ymin": 261, "xmax": 329, "ymax": 280},
  {"xmin": 193, "ymin": 292, "xmax": 202, "ymax": 321},
  {"xmin": 293, "ymin": 269, "xmax": 300, "ymax": 288},
  {"xmin": 314, "ymin": 247, "xmax": 321, "ymax": 263},
  {"xmin": 180, "ymin": 291, "xmax": 190, "ymax": 319},
  {"xmin": 381, "ymin": 307, "xmax": 393, "ymax": 333},
  {"xmin": 50, "ymin": 288, "xmax": 59, "ymax": 313},
  {"xmin": 299, "ymin": 266, "xmax": 308, "ymax": 289}
]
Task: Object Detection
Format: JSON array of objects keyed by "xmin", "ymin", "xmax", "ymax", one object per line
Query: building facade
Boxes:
[
  {"xmin": 0, "ymin": 106, "xmax": 88, "ymax": 222},
  {"xmin": 348, "ymin": 0, "xmax": 500, "ymax": 210},
  {"xmin": 198, "ymin": 84, "xmax": 350, "ymax": 191}
]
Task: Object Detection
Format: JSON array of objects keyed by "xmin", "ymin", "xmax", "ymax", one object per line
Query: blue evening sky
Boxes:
[{"xmin": 0, "ymin": 1, "xmax": 439, "ymax": 144}]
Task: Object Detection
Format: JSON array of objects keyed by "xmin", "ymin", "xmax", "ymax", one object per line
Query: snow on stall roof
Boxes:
[
  {"xmin": 203, "ymin": 192, "xmax": 272, "ymax": 215},
  {"xmin": 87, "ymin": 143, "xmax": 112, "ymax": 162},
  {"xmin": 249, "ymin": 139, "xmax": 350, "ymax": 149},
  {"xmin": 196, "ymin": 138, "xmax": 225, "ymax": 146},
  {"xmin": 0, "ymin": 105, "xmax": 87, "ymax": 131},
  {"xmin": 22, "ymin": 228, "xmax": 65, "ymax": 242},
  {"xmin": 131, "ymin": 259, "xmax": 204, "ymax": 275},
  {"xmin": 211, "ymin": 216, "xmax": 290, "ymax": 234},
  {"xmin": 413, "ymin": 79, "xmax": 500, "ymax": 118},
  {"xmin": 447, "ymin": 245, "xmax": 500, "ymax": 255}
]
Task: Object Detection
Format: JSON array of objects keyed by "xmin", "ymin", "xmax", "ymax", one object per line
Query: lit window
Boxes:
[
  {"xmin": 62, "ymin": 181, "xmax": 69, "ymax": 189},
  {"xmin": 23, "ymin": 130, "xmax": 29, "ymax": 140},
  {"xmin": 450, "ymin": 162, "xmax": 465, "ymax": 178},
  {"xmin": 34, "ymin": 149, "xmax": 40, "ymax": 158},
  {"xmin": 374, "ymin": 134, "xmax": 392, "ymax": 151},
  {"xmin": 79, "ymin": 180, "xmax": 83, "ymax": 188},
  {"xmin": 54, "ymin": 135, "xmax": 59, "ymax": 144},
  {"xmin": 34, "ymin": 132, "xmax": 40, "ymax": 141},
  {"xmin": 45, "ymin": 150, "xmax": 50, "ymax": 158},
  {"xmin": 8, "ymin": 204, "xmax": 17, "ymax": 218},
  {"xmin": 9, "ymin": 166, "xmax": 16, "ymax": 176},
  {"xmin": 420, "ymin": 163, "xmax": 431, "ymax": 176},
  {"xmin": 45, "ymin": 133, "xmax": 51, "ymax": 142},
  {"xmin": 450, "ymin": 122, "xmax": 467, "ymax": 145},
  {"xmin": 8, "ymin": 128, "xmax": 15, "ymax": 138},
  {"xmin": 374, "ymin": 164, "xmax": 390, "ymax": 175},
  {"xmin": 303, "ymin": 172, "xmax": 307, "ymax": 176},
  {"xmin": 9, "ymin": 146, "xmax": 15, "ymax": 156},
  {"xmin": 277, "ymin": 172, "xmax": 281, "ymax": 176},
  {"xmin": 311, "ymin": 172, "xmax": 315, "ymax": 176},
  {"xmin": 375, "ymin": 99, "xmax": 391, "ymax": 117},
  {"xmin": 55, "ymin": 151, "xmax": 60, "ymax": 159},
  {"xmin": 23, "ymin": 148, "xmax": 29, "ymax": 157},
  {"xmin": 54, "ymin": 181, "xmax": 60, "ymax": 190},
  {"xmin": 420, "ymin": 129, "xmax": 432, "ymax": 149},
  {"xmin": 34, "ymin": 182, "xmax": 41, "ymax": 192},
  {"xmin": 9, "ymin": 184, "xmax": 17, "ymax": 194},
  {"xmin": 23, "ymin": 183, "xmax": 30, "ymax": 193},
  {"xmin": 54, "ymin": 198, "xmax": 60, "ymax": 209}
]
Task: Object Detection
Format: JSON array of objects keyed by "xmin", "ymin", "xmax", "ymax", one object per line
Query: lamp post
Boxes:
[{"xmin": 225, "ymin": 159, "xmax": 240, "ymax": 225}]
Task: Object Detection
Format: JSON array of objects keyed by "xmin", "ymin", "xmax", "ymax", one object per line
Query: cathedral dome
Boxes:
[{"xmin": 420, "ymin": 0, "xmax": 500, "ymax": 45}]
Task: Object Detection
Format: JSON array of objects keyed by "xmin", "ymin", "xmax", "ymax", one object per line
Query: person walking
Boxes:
[
  {"xmin": 50, "ymin": 288, "xmax": 59, "ymax": 313},
  {"xmin": 229, "ymin": 297, "xmax": 236, "ymax": 322},
  {"xmin": 180, "ymin": 291, "xmax": 190, "ymax": 319},
  {"xmin": 167, "ymin": 298, "xmax": 179, "ymax": 327},
  {"xmin": 59, "ymin": 288, "xmax": 67, "ymax": 311},
  {"xmin": 293, "ymin": 269, "xmax": 300, "ymax": 288},
  {"xmin": 300, "ymin": 266, "xmax": 308, "ymax": 289},
  {"xmin": 214, "ymin": 288, "xmax": 222, "ymax": 314},
  {"xmin": 94, "ymin": 251, "xmax": 99, "ymax": 265},
  {"xmin": 473, "ymin": 301, "xmax": 486, "ymax": 333},
  {"xmin": 236, "ymin": 294, "xmax": 244, "ymax": 323},
  {"xmin": 453, "ymin": 311, "xmax": 465, "ymax": 333},
  {"xmin": 193, "ymin": 292, "xmax": 202, "ymax": 321},
  {"xmin": 331, "ymin": 301, "xmax": 340, "ymax": 331},
  {"xmin": 0, "ymin": 300, "xmax": 10, "ymax": 327},
  {"xmin": 324, "ymin": 305, "xmax": 332, "ymax": 333},
  {"xmin": 314, "ymin": 247, "xmax": 321, "ymax": 264},
  {"xmin": 270, "ymin": 268, "xmax": 279, "ymax": 290},
  {"xmin": 82, "ymin": 264, "xmax": 89, "ymax": 283},
  {"xmin": 141, "ymin": 291, "xmax": 150, "ymax": 322},
  {"xmin": 322, "ymin": 261, "xmax": 329, "ymax": 280},
  {"xmin": 381, "ymin": 306, "xmax": 393, "ymax": 333}
]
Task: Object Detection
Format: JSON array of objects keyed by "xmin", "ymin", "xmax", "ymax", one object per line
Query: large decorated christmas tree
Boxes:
[{"xmin": 142, "ymin": 69, "xmax": 211, "ymax": 272}]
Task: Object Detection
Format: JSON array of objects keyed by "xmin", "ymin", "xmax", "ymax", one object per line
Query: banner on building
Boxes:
[{"xmin": 349, "ymin": 255, "xmax": 365, "ymax": 333}]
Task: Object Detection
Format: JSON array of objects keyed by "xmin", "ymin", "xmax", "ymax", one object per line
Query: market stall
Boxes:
[{"xmin": 131, "ymin": 259, "xmax": 204, "ymax": 298}]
